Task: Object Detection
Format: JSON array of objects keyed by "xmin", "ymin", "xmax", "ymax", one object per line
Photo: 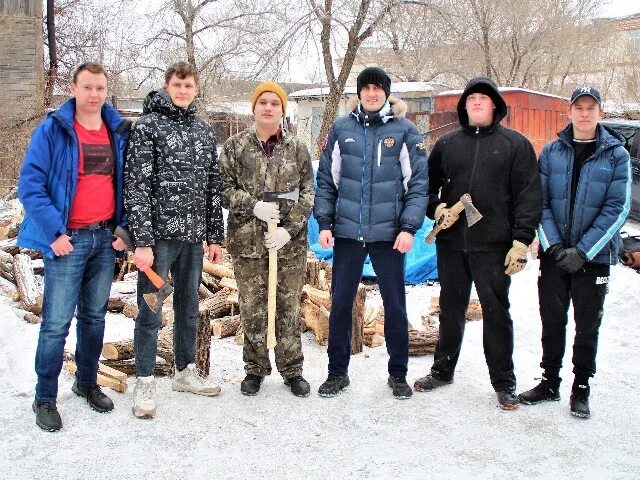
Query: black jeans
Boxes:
[
  {"xmin": 538, "ymin": 253, "xmax": 609, "ymax": 384},
  {"xmin": 327, "ymin": 238, "xmax": 409, "ymax": 378},
  {"xmin": 431, "ymin": 246, "xmax": 516, "ymax": 391}
]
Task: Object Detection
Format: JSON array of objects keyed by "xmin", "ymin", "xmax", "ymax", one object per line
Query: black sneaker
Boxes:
[
  {"xmin": 32, "ymin": 400, "xmax": 62, "ymax": 432},
  {"xmin": 318, "ymin": 374, "xmax": 350, "ymax": 397},
  {"xmin": 413, "ymin": 373, "xmax": 453, "ymax": 392},
  {"xmin": 570, "ymin": 384, "xmax": 591, "ymax": 419},
  {"xmin": 497, "ymin": 389, "xmax": 519, "ymax": 410},
  {"xmin": 387, "ymin": 376, "xmax": 412, "ymax": 399},
  {"xmin": 518, "ymin": 378, "xmax": 561, "ymax": 405},
  {"xmin": 240, "ymin": 374, "xmax": 264, "ymax": 396},
  {"xmin": 72, "ymin": 380, "xmax": 114, "ymax": 413},
  {"xmin": 284, "ymin": 376, "xmax": 311, "ymax": 397}
]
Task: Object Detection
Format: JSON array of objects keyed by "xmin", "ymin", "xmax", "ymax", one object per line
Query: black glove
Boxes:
[
  {"xmin": 545, "ymin": 243, "xmax": 565, "ymax": 261},
  {"xmin": 556, "ymin": 247, "xmax": 588, "ymax": 274}
]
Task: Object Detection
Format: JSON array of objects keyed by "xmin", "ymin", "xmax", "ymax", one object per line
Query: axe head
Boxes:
[
  {"xmin": 143, "ymin": 283, "xmax": 174, "ymax": 313},
  {"xmin": 263, "ymin": 188, "xmax": 299, "ymax": 203},
  {"xmin": 460, "ymin": 194, "xmax": 483, "ymax": 227}
]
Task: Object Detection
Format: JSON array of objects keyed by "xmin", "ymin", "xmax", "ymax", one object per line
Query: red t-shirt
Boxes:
[{"xmin": 67, "ymin": 119, "xmax": 115, "ymax": 228}]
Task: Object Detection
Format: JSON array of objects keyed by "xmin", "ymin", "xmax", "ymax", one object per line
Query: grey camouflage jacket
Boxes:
[
  {"xmin": 124, "ymin": 89, "xmax": 224, "ymax": 246},
  {"xmin": 220, "ymin": 125, "xmax": 314, "ymax": 259}
]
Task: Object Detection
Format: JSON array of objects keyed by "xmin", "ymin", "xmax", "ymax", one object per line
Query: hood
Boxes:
[
  {"xmin": 143, "ymin": 88, "xmax": 197, "ymax": 120},
  {"xmin": 456, "ymin": 76, "xmax": 507, "ymax": 130},
  {"xmin": 347, "ymin": 95, "xmax": 408, "ymax": 119}
]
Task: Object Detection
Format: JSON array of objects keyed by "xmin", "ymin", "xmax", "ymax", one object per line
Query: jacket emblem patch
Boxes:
[
  {"xmin": 384, "ymin": 137, "xmax": 395, "ymax": 148},
  {"xmin": 345, "ymin": 137, "xmax": 355, "ymax": 143}
]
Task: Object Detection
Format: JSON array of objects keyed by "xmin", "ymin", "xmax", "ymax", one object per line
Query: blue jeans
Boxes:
[
  {"xmin": 35, "ymin": 228, "xmax": 115, "ymax": 402},
  {"xmin": 134, "ymin": 240, "xmax": 204, "ymax": 377}
]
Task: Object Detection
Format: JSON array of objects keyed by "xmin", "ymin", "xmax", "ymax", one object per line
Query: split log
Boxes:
[
  {"xmin": 0, "ymin": 238, "xmax": 19, "ymax": 256},
  {"xmin": 430, "ymin": 296, "xmax": 482, "ymax": 322},
  {"xmin": 198, "ymin": 283, "xmax": 215, "ymax": 298},
  {"xmin": 24, "ymin": 312, "xmax": 41, "ymax": 324},
  {"xmin": 364, "ymin": 333, "xmax": 384, "ymax": 348},
  {"xmin": 306, "ymin": 259, "xmax": 331, "ymax": 290},
  {"xmin": 98, "ymin": 362, "xmax": 128, "ymax": 382},
  {"xmin": 211, "ymin": 314, "xmax": 241, "ymax": 339},
  {"xmin": 218, "ymin": 277, "xmax": 237, "ymax": 291},
  {"xmin": 101, "ymin": 358, "xmax": 173, "ymax": 377},
  {"xmin": 65, "ymin": 360, "xmax": 127, "ymax": 393},
  {"xmin": 300, "ymin": 299, "xmax": 329, "ymax": 345},
  {"xmin": 408, "ymin": 329, "xmax": 439, "ymax": 356},
  {"xmin": 121, "ymin": 299, "xmax": 174, "ymax": 327},
  {"xmin": 201, "ymin": 272, "xmax": 220, "ymax": 291},
  {"xmin": 199, "ymin": 287, "xmax": 232, "ymax": 317},
  {"xmin": 234, "ymin": 323, "xmax": 244, "ymax": 345},
  {"xmin": 0, "ymin": 275, "xmax": 20, "ymax": 302},
  {"xmin": 302, "ymin": 284, "xmax": 332, "ymax": 310},
  {"xmin": 350, "ymin": 284, "xmax": 366, "ymax": 355},
  {"xmin": 108, "ymin": 280, "xmax": 137, "ymax": 312},
  {"xmin": 157, "ymin": 325, "xmax": 175, "ymax": 367},
  {"xmin": 13, "ymin": 253, "xmax": 43, "ymax": 314},
  {"xmin": 202, "ymin": 260, "xmax": 234, "ymax": 279},
  {"xmin": 102, "ymin": 340, "xmax": 135, "ymax": 361},
  {"xmin": 195, "ymin": 312, "xmax": 211, "ymax": 377},
  {"xmin": 0, "ymin": 250, "xmax": 14, "ymax": 281}
]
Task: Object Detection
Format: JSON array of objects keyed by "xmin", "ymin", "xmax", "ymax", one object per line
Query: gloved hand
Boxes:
[
  {"xmin": 253, "ymin": 201, "xmax": 280, "ymax": 223},
  {"xmin": 434, "ymin": 203, "xmax": 459, "ymax": 230},
  {"xmin": 556, "ymin": 247, "xmax": 587, "ymax": 274},
  {"xmin": 265, "ymin": 227, "xmax": 291, "ymax": 251},
  {"xmin": 504, "ymin": 240, "xmax": 529, "ymax": 275},
  {"xmin": 545, "ymin": 243, "xmax": 565, "ymax": 261}
]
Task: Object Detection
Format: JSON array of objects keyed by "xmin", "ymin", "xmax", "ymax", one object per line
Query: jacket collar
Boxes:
[
  {"xmin": 558, "ymin": 122, "xmax": 625, "ymax": 151},
  {"xmin": 50, "ymin": 98, "xmax": 126, "ymax": 134},
  {"xmin": 249, "ymin": 123, "xmax": 293, "ymax": 146},
  {"xmin": 347, "ymin": 95, "xmax": 408, "ymax": 126}
]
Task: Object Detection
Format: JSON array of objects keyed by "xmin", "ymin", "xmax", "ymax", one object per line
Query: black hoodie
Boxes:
[
  {"xmin": 427, "ymin": 77, "xmax": 541, "ymax": 251},
  {"xmin": 124, "ymin": 89, "xmax": 224, "ymax": 246}
]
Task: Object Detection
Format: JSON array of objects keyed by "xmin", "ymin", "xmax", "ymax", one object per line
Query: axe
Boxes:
[
  {"xmin": 425, "ymin": 194, "xmax": 482, "ymax": 244},
  {"xmin": 113, "ymin": 226, "xmax": 174, "ymax": 313},
  {"xmin": 262, "ymin": 188, "xmax": 300, "ymax": 349}
]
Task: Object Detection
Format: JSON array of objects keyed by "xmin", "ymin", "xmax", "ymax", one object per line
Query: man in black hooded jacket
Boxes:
[{"xmin": 413, "ymin": 77, "xmax": 541, "ymax": 410}]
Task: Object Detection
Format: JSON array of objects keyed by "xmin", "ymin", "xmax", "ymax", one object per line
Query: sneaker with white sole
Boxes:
[
  {"xmin": 132, "ymin": 376, "xmax": 156, "ymax": 419},
  {"xmin": 172, "ymin": 363, "xmax": 221, "ymax": 396}
]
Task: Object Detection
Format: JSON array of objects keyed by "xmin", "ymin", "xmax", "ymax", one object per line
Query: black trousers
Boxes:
[
  {"xmin": 538, "ymin": 253, "xmax": 609, "ymax": 384},
  {"xmin": 431, "ymin": 246, "xmax": 516, "ymax": 391},
  {"xmin": 327, "ymin": 238, "xmax": 409, "ymax": 378}
]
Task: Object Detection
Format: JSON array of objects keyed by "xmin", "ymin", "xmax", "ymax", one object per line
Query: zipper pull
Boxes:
[
  {"xmin": 476, "ymin": 126, "xmax": 480, "ymax": 134},
  {"xmin": 377, "ymin": 140, "xmax": 382, "ymax": 166}
]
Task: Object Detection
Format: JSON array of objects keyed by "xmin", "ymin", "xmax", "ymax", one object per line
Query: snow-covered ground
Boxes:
[{"xmin": 2, "ymin": 228, "xmax": 640, "ymax": 479}]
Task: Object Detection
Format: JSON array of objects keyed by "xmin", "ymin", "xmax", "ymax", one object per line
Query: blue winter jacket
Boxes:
[
  {"xmin": 314, "ymin": 96, "xmax": 428, "ymax": 242},
  {"xmin": 538, "ymin": 123, "xmax": 631, "ymax": 265},
  {"xmin": 17, "ymin": 98, "xmax": 130, "ymax": 258}
]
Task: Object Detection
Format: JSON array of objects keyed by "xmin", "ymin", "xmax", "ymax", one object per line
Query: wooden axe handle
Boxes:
[
  {"xmin": 144, "ymin": 267, "xmax": 166, "ymax": 289},
  {"xmin": 267, "ymin": 222, "xmax": 278, "ymax": 349},
  {"xmin": 425, "ymin": 200, "xmax": 465, "ymax": 244}
]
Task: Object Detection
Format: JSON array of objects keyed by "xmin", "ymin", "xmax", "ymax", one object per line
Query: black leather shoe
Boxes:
[
  {"xmin": 570, "ymin": 384, "xmax": 591, "ymax": 419},
  {"xmin": 32, "ymin": 400, "xmax": 62, "ymax": 432},
  {"xmin": 241, "ymin": 374, "xmax": 264, "ymax": 396},
  {"xmin": 388, "ymin": 376, "xmax": 413, "ymax": 399},
  {"xmin": 497, "ymin": 389, "xmax": 520, "ymax": 411},
  {"xmin": 284, "ymin": 376, "xmax": 311, "ymax": 397},
  {"xmin": 318, "ymin": 374, "xmax": 350, "ymax": 397},
  {"xmin": 72, "ymin": 380, "xmax": 114, "ymax": 413}
]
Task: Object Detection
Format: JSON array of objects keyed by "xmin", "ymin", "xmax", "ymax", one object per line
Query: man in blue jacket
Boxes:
[
  {"xmin": 18, "ymin": 63, "xmax": 130, "ymax": 431},
  {"xmin": 314, "ymin": 66, "xmax": 428, "ymax": 399},
  {"xmin": 519, "ymin": 86, "xmax": 631, "ymax": 419}
]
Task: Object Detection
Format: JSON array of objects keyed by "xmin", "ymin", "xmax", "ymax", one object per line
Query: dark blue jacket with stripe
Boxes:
[
  {"xmin": 314, "ymin": 96, "xmax": 428, "ymax": 242},
  {"xmin": 538, "ymin": 122, "xmax": 631, "ymax": 264}
]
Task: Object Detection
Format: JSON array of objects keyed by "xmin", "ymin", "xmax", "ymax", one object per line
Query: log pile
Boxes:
[
  {"xmin": 64, "ymin": 352, "xmax": 129, "ymax": 393},
  {"xmin": 429, "ymin": 296, "xmax": 483, "ymax": 322},
  {"xmin": 0, "ymin": 241, "xmax": 44, "ymax": 319}
]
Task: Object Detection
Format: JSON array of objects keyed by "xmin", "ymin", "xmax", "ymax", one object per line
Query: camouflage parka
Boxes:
[
  {"xmin": 219, "ymin": 125, "xmax": 314, "ymax": 259},
  {"xmin": 124, "ymin": 89, "xmax": 224, "ymax": 246}
]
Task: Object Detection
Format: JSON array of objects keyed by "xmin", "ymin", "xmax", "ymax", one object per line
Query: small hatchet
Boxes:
[
  {"xmin": 425, "ymin": 193, "xmax": 482, "ymax": 244},
  {"xmin": 262, "ymin": 188, "xmax": 300, "ymax": 349},
  {"xmin": 113, "ymin": 226, "xmax": 174, "ymax": 313}
]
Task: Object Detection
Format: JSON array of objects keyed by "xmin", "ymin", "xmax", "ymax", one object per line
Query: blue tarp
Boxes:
[{"xmin": 307, "ymin": 213, "xmax": 438, "ymax": 285}]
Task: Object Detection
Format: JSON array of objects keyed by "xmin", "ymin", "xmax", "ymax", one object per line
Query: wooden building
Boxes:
[{"xmin": 429, "ymin": 87, "xmax": 570, "ymax": 154}]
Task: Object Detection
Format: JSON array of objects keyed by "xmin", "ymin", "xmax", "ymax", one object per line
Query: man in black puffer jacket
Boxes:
[
  {"xmin": 413, "ymin": 77, "xmax": 541, "ymax": 410},
  {"xmin": 125, "ymin": 62, "xmax": 225, "ymax": 418}
]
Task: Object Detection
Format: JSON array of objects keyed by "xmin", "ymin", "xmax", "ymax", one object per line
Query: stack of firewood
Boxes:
[{"xmin": 0, "ymin": 238, "xmax": 44, "ymax": 321}]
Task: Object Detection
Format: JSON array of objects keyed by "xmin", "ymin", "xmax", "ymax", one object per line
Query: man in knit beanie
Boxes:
[{"xmin": 220, "ymin": 81, "xmax": 315, "ymax": 398}]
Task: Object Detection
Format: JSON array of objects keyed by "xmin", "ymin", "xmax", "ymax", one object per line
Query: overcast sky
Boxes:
[{"xmin": 600, "ymin": 0, "xmax": 640, "ymax": 18}]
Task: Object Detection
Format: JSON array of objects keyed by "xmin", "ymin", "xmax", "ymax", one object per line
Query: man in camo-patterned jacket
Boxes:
[
  {"xmin": 220, "ymin": 82, "xmax": 314, "ymax": 397},
  {"xmin": 125, "ymin": 62, "xmax": 224, "ymax": 419}
]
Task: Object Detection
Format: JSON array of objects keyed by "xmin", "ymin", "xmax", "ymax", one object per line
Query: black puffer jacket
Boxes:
[
  {"xmin": 427, "ymin": 77, "xmax": 541, "ymax": 251},
  {"xmin": 125, "ymin": 89, "xmax": 224, "ymax": 246}
]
